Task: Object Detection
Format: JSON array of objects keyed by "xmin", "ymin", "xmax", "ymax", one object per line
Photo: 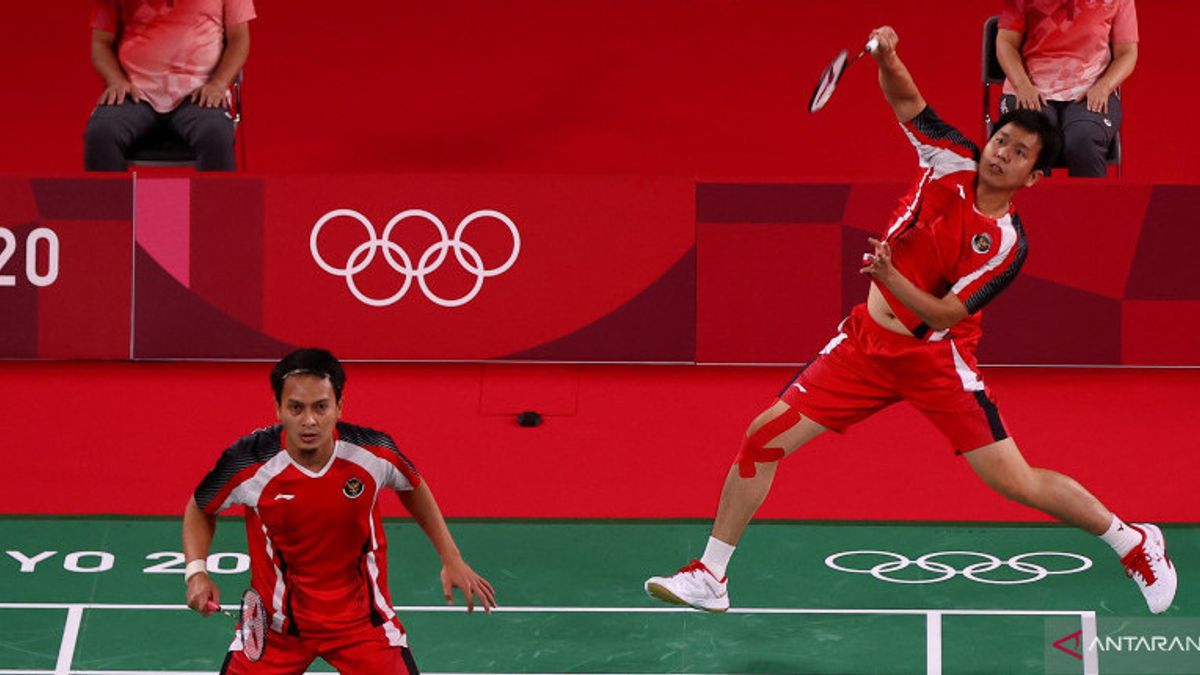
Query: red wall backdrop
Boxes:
[
  {"xmin": 6, "ymin": 1, "xmax": 1200, "ymax": 180},
  {"xmin": 2, "ymin": 361, "xmax": 1196, "ymax": 522}
]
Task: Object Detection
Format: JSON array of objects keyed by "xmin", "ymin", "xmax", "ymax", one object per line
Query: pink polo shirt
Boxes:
[
  {"xmin": 92, "ymin": 0, "xmax": 256, "ymax": 113},
  {"xmin": 1000, "ymin": 0, "xmax": 1138, "ymax": 101}
]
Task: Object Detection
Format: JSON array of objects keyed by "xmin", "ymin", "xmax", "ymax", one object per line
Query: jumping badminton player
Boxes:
[
  {"xmin": 644, "ymin": 26, "xmax": 1175, "ymax": 615},
  {"xmin": 183, "ymin": 348, "xmax": 496, "ymax": 673}
]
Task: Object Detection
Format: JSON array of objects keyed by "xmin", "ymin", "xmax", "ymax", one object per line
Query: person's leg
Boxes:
[
  {"xmin": 910, "ymin": 340, "xmax": 1176, "ymax": 613},
  {"xmin": 219, "ymin": 629, "xmax": 316, "ymax": 674},
  {"xmin": 643, "ymin": 400, "xmax": 827, "ymax": 611},
  {"xmin": 169, "ymin": 100, "xmax": 237, "ymax": 171},
  {"xmin": 644, "ymin": 308, "xmax": 897, "ymax": 611},
  {"xmin": 1059, "ymin": 94, "xmax": 1121, "ymax": 177},
  {"xmin": 963, "ymin": 438, "xmax": 1110, "ymax": 533},
  {"xmin": 320, "ymin": 624, "xmax": 418, "ymax": 674},
  {"xmin": 964, "ymin": 437, "xmax": 1176, "ymax": 613},
  {"xmin": 711, "ymin": 400, "xmax": 828, "ymax": 546},
  {"xmin": 83, "ymin": 100, "xmax": 159, "ymax": 171}
]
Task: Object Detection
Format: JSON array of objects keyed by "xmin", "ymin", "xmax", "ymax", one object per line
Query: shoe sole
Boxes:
[{"xmin": 644, "ymin": 581, "xmax": 728, "ymax": 613}]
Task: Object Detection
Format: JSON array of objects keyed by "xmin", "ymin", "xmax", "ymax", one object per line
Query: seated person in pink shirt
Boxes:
[
  {"xmin": 996, "ymin": 0, "xmax": 1137, "ymax": 177},
  {"xmin": 84, "ymin": 0, "xmax": 255, "ymax": 172}
]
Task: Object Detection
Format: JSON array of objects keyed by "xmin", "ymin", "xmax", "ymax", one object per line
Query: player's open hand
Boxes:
[
  {"xmin": 98, "ymin": 79, "xmax": 141, "ymax": 106},
  {"xmin": 190, "ymin": 82, "xmax": 229, "ymax": 109},
  {"xmin": 1080, "ymin": 82, "xmax": 1111, "ymax": 114},
  {"xmin": 1013, "ymin": 82, "xmax": 1045, "ymax": 111},
  {"xmin": 860, "ymin": 237, "xmax": 896, "ymax": 281},
  {"xmin": 186, "ymin": 574, "xmax": 220, "ymax": 617},
  {"xmin": 440, "ymin": 557, "xmax": 497, "ymax": 614}
]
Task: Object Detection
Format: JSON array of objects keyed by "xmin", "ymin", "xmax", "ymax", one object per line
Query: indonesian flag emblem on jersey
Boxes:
[
  {"xmin": 194, "ymin": 422, "xmax": 421, "ymax": 644},
  {"xmin": 879, "ymin": 106, "xmax": 1029, "ymax": 354}
]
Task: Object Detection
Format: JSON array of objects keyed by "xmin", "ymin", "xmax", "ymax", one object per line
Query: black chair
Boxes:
[
  {"xmin": 127, "ymin": 70, "xmax": 245, "ymax": 169},
  {"xmin": 981, "ymin": 15, "xmax": 1120, "ymax": 176}
]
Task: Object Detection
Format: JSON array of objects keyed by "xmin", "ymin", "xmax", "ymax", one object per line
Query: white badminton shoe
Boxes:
[
  {"xmin": 644, "ymin": 560, "xmax": 729, "ymax": 612},
  {"xmin": 1120, "ymin": 523, "xmax": 1177, "ymax": 614}
]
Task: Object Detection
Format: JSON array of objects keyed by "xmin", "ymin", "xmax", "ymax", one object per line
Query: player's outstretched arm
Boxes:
[
  {"xmin": 870, "ymin": 26, "xmax": 926, "ymax": 124},
  {"xmin": 182, "ymin": 496, "xmax": 221, "ymax": 616},
  {"xmin": 861, "ymin": 238, "xmax": 967, "ymax": 330},
  {"xmin": 397, "ymin": 482, "xmax": 497, "ymax": 614}
]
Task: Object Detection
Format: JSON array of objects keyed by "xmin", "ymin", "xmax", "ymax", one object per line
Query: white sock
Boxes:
[
  {"xmin": 1099, "ymin": 514, "xmax": 1141, "ymax": 556},
  {"xmin": 700, "ymin": 536, "xmax": 736, "ymax": 579}
]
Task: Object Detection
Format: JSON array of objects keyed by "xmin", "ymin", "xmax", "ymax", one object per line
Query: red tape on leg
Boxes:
[{"xmin": 735, "ymin": 407, "xmax": 803, "ymax": 478}]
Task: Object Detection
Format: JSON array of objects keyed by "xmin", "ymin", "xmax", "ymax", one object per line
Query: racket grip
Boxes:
[{"xmin": 865, "ymin": 37, "xmax": 879, "ymax": 53}]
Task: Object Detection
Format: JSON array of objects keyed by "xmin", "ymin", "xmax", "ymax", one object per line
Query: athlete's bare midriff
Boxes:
[{"xmin": 866, "ymin": 283, "xmax": 915, "ymax": 337}]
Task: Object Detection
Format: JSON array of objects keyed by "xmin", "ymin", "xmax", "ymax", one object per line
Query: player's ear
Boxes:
[{"xmin": 1024, "ymin": 168, "xmax": 1044, "ymax": 188}]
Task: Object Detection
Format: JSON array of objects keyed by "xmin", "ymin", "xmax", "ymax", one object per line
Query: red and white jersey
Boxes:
[
  {"xmin": 194, "ymin": 422, "xmax": 421, "ymax": 643},
  {"xmin": 878, "ymin": 106, "xmax": 1028, "ymax": 354}
]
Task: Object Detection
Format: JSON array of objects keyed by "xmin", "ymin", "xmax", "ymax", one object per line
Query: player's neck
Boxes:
[{"xmin": 974, "ymin": 183, "xmax": 1014, "ymax": 219}]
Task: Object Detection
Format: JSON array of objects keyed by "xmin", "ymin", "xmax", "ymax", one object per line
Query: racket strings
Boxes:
[{"xmin": 239, "ymin": 589, "xmax": 267, "ymax": 662}]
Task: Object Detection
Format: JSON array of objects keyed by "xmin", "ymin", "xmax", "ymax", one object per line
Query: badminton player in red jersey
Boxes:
[
  {"xmin": 183, "ymin": 348, "xmax": 495, "ymax": 673},
  {"xmin": 645, "ymin": 26, "xmax": 1175, "ymax": 615}
]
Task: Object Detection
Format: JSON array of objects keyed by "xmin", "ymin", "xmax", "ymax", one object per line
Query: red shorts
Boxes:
[
  {"xmin": 220, "ymin": 621, "xmax": 418, "ymax": 675},
  {"xmin": 779, "ymin": 304, "xmax": 1008, "ymax": 453}
]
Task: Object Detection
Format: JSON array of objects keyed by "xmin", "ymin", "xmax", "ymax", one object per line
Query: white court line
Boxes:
[
  {"xmin": 0, "ymin": 602, "xmax": 1094, "ymax": 616},
  {"xmin": 1, "ymin": 604, "xmax": 1097, "ymax": 675},
  {"xmin": 53, "ymin": 606, "xmax": 83, "ymax": 675},
  {"xmin": 1082, "ymin": 610, "xmax": 1099, "ymax": 675},
  {"xmin": 926, "ymin": 611, "xmax": 942, "ymax": 675}
]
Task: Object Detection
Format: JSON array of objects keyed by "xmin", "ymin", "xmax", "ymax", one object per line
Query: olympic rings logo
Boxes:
[
  {"xmin": 824, "ymin": 550, "xmax": 1093, "ymax": 585},
  {"xmin": 310, "ymin": 209, "xmax": 520, "ymax": 308}
]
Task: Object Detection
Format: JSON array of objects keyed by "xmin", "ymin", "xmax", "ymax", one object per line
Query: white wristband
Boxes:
[{"xmin": 184, "ymin": 558, "xmax": 208, "ymax": 583}]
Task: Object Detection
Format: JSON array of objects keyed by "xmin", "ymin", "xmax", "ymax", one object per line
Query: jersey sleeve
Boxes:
[
  {"xmin": 998, "ymin": 0, "xmax": 1026, "ymax": 33},
  {"xmin": 337, "ymin": 423, "xmax": 422, "ymax": 491},
  {"xmin": 1112, "ymin": 0, "xmax": 1138, "ymax": 44},
  {"xmin": 950, "ymin": 215, "xmax": 1028, "ymax": 314},
  {"xmin": 901, "ymin": 107, "xmax": 979, "ymax": 179},
  {"xmin": 91, "ymin": 0, "xmax": 119, "ymax": 32},
  {"xmin": 193, "ymin": 426, "xmax": 281, "ymax": 514},
  {"xmin": 224, "ymin": 0, "xmax": 257, "ymax": 27}
]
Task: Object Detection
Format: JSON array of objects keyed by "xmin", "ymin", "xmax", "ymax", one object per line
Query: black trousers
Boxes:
[
  {"xmin": 1000, "ymin": 92, "xmax": 1122, "ymax": 177},
  {"xmin": 84, "ymin": 99, "xmax": 236, "ymax": 171}
]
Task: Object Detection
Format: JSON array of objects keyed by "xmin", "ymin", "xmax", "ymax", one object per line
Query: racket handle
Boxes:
[{"xmin": 864, "ymin": 37, "xmax": 879, "ymax": 53}]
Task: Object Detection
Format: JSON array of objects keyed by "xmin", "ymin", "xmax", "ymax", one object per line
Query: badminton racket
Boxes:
[
  {"xmin": 808, "ymin": 37, "xmax": 879, "ymax": 113},
  {"xmin": 206, "ymin": 588, "xmax": 268, "ymax": 663}
]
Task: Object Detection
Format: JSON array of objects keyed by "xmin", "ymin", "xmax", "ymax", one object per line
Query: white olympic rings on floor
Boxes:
[
  {"xmin": 310, "ymin": 209, "xmax": 520, "ymax": 308},
  {"xmin": 824, "ymin": 550, "xmax": 1093, "ymax": 585}
]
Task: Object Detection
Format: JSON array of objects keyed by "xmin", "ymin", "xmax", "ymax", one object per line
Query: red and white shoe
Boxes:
[
  {"xmin": 644, "ymin": 560, "xmax": 729, "ymax": 612},
  {"xmin": 1121, "ymin": 523, "xmax": 1177, "ymax": 614}
]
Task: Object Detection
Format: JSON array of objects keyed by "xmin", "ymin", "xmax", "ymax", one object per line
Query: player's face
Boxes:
[
  {"xmin": 276, "ymin": 374, "xmax": 342, "ymax": 455},
  {"xmin": 980, "ymin": 124, "xmax": 1045, "ymax": 190}
]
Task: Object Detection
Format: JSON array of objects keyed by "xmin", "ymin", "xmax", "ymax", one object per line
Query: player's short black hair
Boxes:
[
  {"xmin": 270, "ymin": 348, "xmax": 346, "ymax": 403},
  {"xmin": 990, "ymin": 109, "xmax": 1063, "ymax": 175}
]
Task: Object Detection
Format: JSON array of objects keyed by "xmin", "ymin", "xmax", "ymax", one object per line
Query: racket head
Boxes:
[
  {"xmin": 809, "ymin": 49, "xmax": 849, "ymax": 113},
  {"xmin": 238, "ymin": 588, "xmax": 267, "ymax": 663}
]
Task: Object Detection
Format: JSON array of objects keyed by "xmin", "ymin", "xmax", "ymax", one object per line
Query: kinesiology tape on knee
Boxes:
[{"xmin": 735, "ymin": 407, "xmax": 802, "ymax": 478}]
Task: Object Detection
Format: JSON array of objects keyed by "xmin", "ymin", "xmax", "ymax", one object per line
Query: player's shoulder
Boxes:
[
  {"xmin": 223, "ymin": 424, "xmax": 285, "ymax": 463},
  {"xmin": 908, "ymin": 106, "xmax": 981, "ymax": 158},
  {"xmin": 336, "ymin": 421, "xmax": 399, "ymax": 452}
]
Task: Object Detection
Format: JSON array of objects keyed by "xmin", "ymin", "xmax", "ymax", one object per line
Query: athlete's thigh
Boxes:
[
  {"xmin": 220, "ymin": 630, "xmax": 316, "ymax": 675},
  {"xmin": 777, "ymin": 345, "xmax": 898, "ymax": 439},
  {"xmin": 900, "ymin": 342, "xmax": 1008, "ymax": 453},
  {"xmin": 1061, "ymin": 94, "xmax": 1122, "ymax": 136},
  {"xmin": 322, "ymin": 627, "xmax": 418, "ymax": 674}
]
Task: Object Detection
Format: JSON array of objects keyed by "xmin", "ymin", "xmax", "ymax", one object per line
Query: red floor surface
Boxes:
[{"xmin": 1, "ymin": 361, "xmax": 1195, "ymax": 521}]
